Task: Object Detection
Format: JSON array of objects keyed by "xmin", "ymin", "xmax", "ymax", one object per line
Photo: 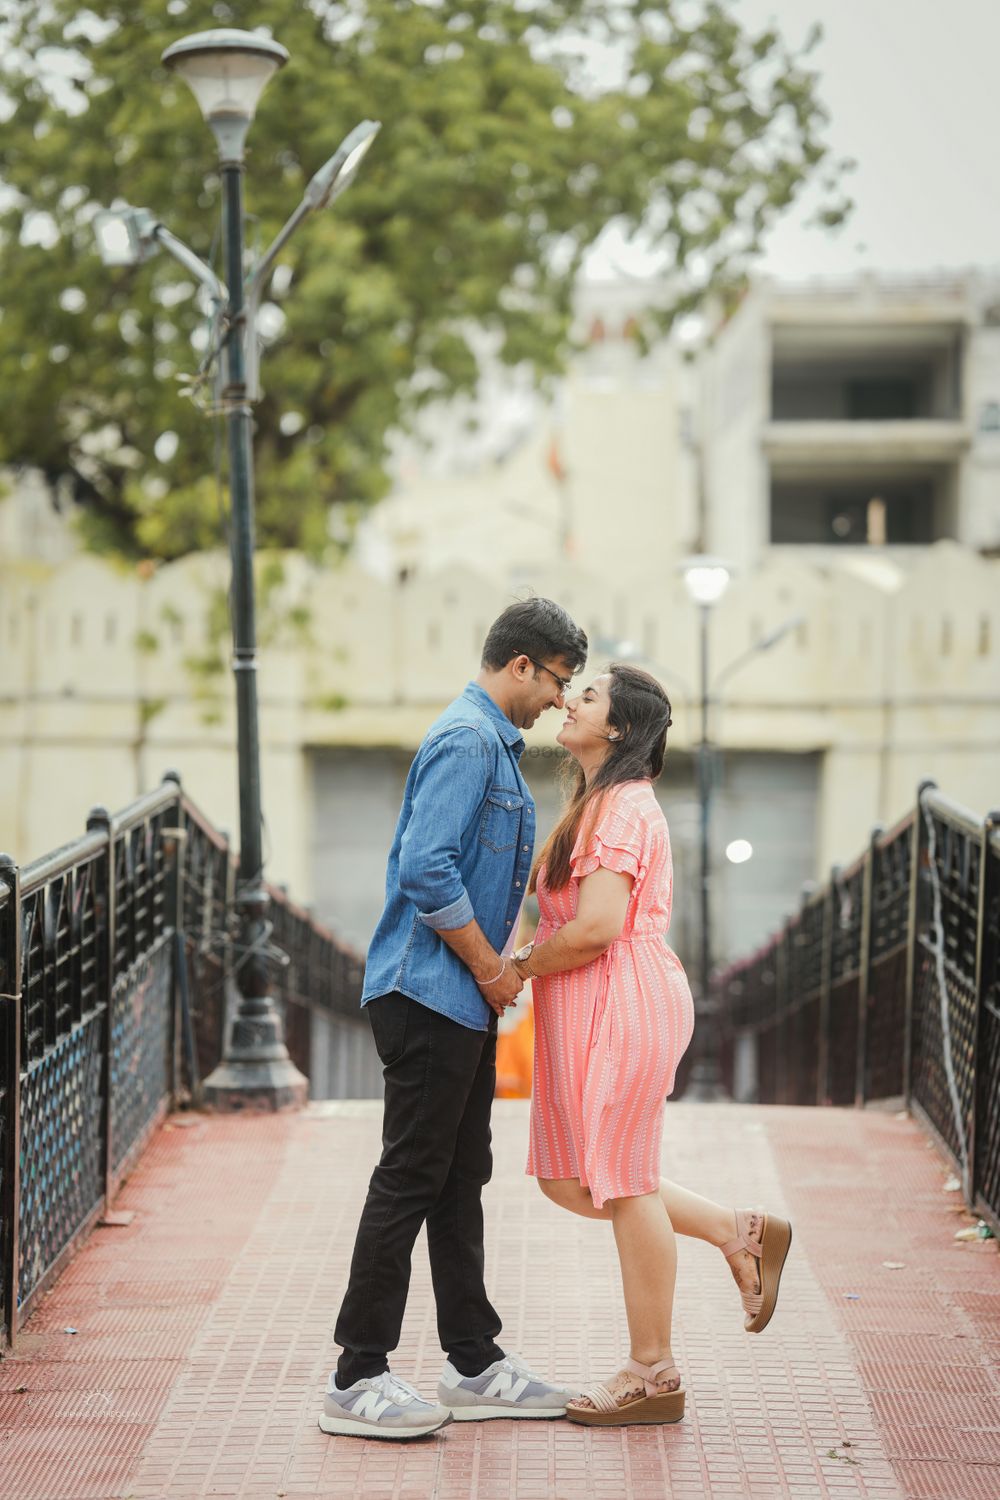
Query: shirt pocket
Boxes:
[{"xmin": 480, "ymin": 788, "xmax": 524, "ymax": 853}]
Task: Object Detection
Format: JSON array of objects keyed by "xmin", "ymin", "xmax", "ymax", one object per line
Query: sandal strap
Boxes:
[
  {"xmin": 580, "ymin": 1382, "xmax": 621, "ymax": 1414},
  {"xmin": 720, "ymin": 1209, "xmax": 764, "ymax": 1262},
  {"xmin": 625, "ymin": 1357, "xmax": 679, "ymax": 1396},
  {"xmin": 740, "ymin": 1289, "xmax": 764, "ymax": 1315}
]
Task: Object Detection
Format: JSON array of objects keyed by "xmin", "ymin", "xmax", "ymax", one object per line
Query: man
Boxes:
[{"xmin": 321, "ymin": 598, "xmax": 588, "ymax": 1439}]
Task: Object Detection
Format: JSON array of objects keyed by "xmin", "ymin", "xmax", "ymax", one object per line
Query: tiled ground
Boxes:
[{"xmin": 0, "ymin": 1101, "xmax": 996, "ymax": 1499}]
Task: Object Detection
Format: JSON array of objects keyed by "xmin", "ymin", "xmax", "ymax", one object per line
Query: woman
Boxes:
[{"xmin": 510, "ymin": 663, "xmax": 792, "ymax": 1427}]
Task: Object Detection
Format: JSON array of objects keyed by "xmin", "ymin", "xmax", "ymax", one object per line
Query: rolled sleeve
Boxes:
[
  {"xmin": 397, "ymin": 726, "xmax": 490, "ymax": 929},
  {"xmin": 418, "ymin": 889, "xmax": 476, "ymax": 932}
]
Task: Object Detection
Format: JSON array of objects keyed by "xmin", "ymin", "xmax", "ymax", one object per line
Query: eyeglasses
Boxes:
[{"xmin": 524, "ymin": 656, "xmax": 573, "ymax": 695}]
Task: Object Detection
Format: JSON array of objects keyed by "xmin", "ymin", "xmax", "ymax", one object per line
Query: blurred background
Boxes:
[{"xmin": 1, "ymin": 1, "xmax": 997, "ymax": 1089}]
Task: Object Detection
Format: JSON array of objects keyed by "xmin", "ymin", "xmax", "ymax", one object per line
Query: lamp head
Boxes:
[
  {"xmin": 93, "ymin": 206, "xmax": 159, "ymax": 267},
  {"xmin": 680, "ymin": 555, "xmax": 732, "ymax": 607},
  {"xmin": 161, "ymin": 28, "xmax": 289, "ymax": 160},
  {"xmin": 305, "ymin": 120, "xmax": 381, "ymax": 209}
]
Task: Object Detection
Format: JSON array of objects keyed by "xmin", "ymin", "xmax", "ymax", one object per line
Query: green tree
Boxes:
[{"xmin": 0, "ymin": 0, "xmax": 847, "ymax": 560}]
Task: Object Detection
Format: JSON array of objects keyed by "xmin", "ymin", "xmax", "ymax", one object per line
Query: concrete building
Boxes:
[{"xmin": 700, "ymin": 271, "xmax": 1000, "ymax": 564}]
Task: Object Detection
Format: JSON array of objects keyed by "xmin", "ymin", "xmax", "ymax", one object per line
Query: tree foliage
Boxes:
[{"xmin": 0, "ymin": 0, "xmax": 846, "ymax": 560}]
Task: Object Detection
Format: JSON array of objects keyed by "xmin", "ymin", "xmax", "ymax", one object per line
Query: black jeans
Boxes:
[{"xmin": 334, "ymin": 993, "xmax": 506, "ymax": 1387}]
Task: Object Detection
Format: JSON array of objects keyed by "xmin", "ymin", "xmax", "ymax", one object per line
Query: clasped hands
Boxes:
[{"xmin": 476, "ymin": 958, "xmax": 524, "ymax": 1017}]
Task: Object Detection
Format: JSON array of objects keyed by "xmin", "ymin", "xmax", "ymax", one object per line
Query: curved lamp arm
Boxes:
[
  {"xmin": 710, "ymin": 614, "xmax": 804, "ymax": 697},
  {"xmin": 244, "ymin": 120, "xmax": 381, "ymax": 400}
]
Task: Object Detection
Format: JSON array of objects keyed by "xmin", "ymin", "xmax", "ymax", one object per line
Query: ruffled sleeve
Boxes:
[{"xmin": 570, "ymin": 789, "xmax": 647, "ymax": 884}]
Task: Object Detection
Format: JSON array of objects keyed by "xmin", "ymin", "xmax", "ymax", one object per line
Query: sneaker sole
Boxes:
[
  {"xmin": 318, "ymin": 1410, "xmax": 453, "ymax": 1440},
  {"xmin": 444, "ymin": 1403, "xmax": 567, "ymax": 1421}
]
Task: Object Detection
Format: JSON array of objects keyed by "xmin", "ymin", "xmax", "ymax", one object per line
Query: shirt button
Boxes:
[
  {"xmin": 506, "ymin": 920, "xmax": 512, "ymax": 926},
  {"xmin": 515, "ymin": 880, "xmax": 521, "ymax": 888},
  {"xmin": 522, "ymin": 844, "xmax": 529, "ymax": 852}
]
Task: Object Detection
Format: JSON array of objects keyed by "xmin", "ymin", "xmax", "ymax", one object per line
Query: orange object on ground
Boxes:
[{"xmin": 495, "ymin": 1001, "xmax": 535, "ymax": 1098}]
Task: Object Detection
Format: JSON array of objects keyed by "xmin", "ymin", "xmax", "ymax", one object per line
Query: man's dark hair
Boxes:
[{"xmin": 481, "ymin": 598, "xmax": 588, "ymax": 675}]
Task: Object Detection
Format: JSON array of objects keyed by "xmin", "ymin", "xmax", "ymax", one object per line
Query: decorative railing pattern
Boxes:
[
  {"xmin": 0, "ymin": 772, "xmax": 365, "ymax": 1347},
  {"xmin": 717, "ymin": 782, "xmax": 1000, "ymax": 1235}
]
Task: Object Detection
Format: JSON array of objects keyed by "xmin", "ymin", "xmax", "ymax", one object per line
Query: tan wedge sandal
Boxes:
[
  {"xmin": 566, "ymin": 1357, "xmax": 685, "ymax": 1427},
  {"xmin": 722, "ymin": 1208, "xmax": 793, "ymax": 1333}
]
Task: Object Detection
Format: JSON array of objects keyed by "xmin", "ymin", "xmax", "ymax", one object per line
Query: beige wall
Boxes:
[{"xmin": 2, "ymin": 538, "xmax": 997, "ymax": 893}]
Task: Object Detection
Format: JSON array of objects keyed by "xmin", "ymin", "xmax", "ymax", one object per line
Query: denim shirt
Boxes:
[{"xmin": 361, "ymin": 683, "xmax": 536, "ymax": 1030}]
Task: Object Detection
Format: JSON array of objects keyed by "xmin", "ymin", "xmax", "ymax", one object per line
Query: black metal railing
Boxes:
[
  {"xmin": 0, "ymin": 772, "xmax": 365, "ymax": 1347},
  {"xmin": 717, "ymin": 781, "xmax": 1000, "ymax": 1236}
]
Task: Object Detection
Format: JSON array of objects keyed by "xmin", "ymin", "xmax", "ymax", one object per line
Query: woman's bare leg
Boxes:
[
  {"xmin": 538, "ymin": 1177, "xmax": 608, "ymax": 1219},
  {"xmin": 657, "ymin": 1178, "xmax": 736, "ymax": 1244},
  {"xmin": 567, "ymin": 1190, "xmax": 681, "ymax": 1411},
  {"xmin": 538, "ymin": 1177, "xmax": 761, "ymax": 1302}
]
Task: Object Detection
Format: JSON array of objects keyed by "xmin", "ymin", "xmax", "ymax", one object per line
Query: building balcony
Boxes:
[{"xmin": 763, "ymin": 418, "xmax": 971, "ymax": 467}]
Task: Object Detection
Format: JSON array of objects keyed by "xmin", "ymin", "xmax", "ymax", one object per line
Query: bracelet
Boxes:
[{"xmin": 479, "ymin": 958, "xmax": 506, "ymax": 986}]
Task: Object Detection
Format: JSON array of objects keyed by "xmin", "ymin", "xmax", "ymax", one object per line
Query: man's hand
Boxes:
[
  {"xmin": 476, "ymin": 960, "xmax": 523, "ymax": 1017},
  {"xmin": 436, "ymin": 916, "xmax": 526, "ymax": 1015}
]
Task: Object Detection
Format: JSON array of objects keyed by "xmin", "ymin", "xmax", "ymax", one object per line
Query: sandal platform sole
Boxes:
[
  {"xmin": 747, "ymin": 1215, "xmax": 793, "ymax": 1334},
  {"xmin": 566, "ymin": 1390, "xmax": 685, "ymax": 1427}
]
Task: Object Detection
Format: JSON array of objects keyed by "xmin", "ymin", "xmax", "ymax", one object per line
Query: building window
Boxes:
[
  {"xmin": 770, "ymin": 334, "xmax": 962, "ymax": 421},
  {"xmin": 770, "ymin": 474, "xmax": 947, "ymax": 545}
]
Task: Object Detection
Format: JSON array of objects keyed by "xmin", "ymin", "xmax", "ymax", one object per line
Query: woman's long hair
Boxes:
[{"xmin": 529, "ymin": 662, "xmax": 673, "ymax": 893}]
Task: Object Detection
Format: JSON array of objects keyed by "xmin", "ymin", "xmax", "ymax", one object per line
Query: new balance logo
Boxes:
[
  {"xmin": 351, "ymin": 1389, "xmax": 393, "ymax": 1420},
  {"xmin": 482, "ymin": 1370, "xmax": 529, "ymax": 1402}
]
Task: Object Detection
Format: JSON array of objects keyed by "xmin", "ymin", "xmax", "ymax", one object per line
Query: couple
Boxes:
[{"xmin": 321, "ymin": 599, "xmax": 792, "ymax": 1439}]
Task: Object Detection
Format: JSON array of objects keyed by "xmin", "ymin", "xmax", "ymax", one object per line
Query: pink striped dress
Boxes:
[{"xmin": 526, "ymin": 780, "xmax": 695, "ymax": 1209}]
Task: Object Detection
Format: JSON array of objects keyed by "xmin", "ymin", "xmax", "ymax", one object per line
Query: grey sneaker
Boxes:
[
  {"xmin": 319, "ymin": 1369, "xmax": 453, "ymax": 1440},
  {"xmin": 438, "ymin": 1351, "xmax": 575, "ymax": 1421}
]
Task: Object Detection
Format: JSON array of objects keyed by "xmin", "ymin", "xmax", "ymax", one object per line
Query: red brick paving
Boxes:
[{"xmin": 0, "ymin": 1101, "xmax": 996, "ymax": 1499}]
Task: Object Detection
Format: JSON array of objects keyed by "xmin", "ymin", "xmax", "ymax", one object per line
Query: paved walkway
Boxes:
[{"xmin": 0, "ymin": 1100, "xmax": 997, "ymax": 1500}]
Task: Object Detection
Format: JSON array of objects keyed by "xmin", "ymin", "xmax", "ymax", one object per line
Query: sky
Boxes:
[{"xmin": 588, "ymin": 0, "xmax": 1000, "ymax": 283}]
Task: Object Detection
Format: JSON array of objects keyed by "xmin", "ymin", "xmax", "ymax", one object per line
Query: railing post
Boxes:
[
  {"xmin": 0, "ymin": 854, "xmax": 22, "ymax": 1349},
  {"xmin": 160, "ymin": 771, "xmax": 186, "ymax": 1105},
  {"xmin": 903, "ymin": 779, "xmax": 936, "ymax": 1109},
  {"xmin": 221, "ymin": 831, "xmax": 236, "ymax": 1063},
  {"xmin": 816, "ymin": 882, "xmax": 834, "ymax": 1106},
  {"xmin": 774, "ymin": 924, "xmax": 789, "ymax": 1104},
  {"xmin": 855, "ymin": 827, "xmax": 882, "ymax": 1108},
  {"xmin": 86, "ymin": 805, "xmax": 115, "ymax": 1206},
  {"xmin": 969, "ymin": 810, "xmax": 1000, "ymax": 1208}
]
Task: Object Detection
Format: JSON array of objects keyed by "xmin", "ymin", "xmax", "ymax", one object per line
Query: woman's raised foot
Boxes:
[{"xmin": 720, "ymin": 1208, "xmax": 793, "ymax": 1334}]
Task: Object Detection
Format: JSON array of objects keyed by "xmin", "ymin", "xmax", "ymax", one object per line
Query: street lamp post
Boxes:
[
  {"xmin": 680, "ymin": 558, "xmax": 732, "ymax": 1100},
  {"xmin": 95, "ymin": 30, "xmax": 380, "ymax": 1109},
  {"xmin": 164, "ymin": 30, "xmax": 299, "ymax": 1110}
]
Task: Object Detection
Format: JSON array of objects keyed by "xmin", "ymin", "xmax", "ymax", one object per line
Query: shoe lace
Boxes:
[
  {"xmin": 374, "ymin": 1371, "xmax": 423, "ymax": 1405},
  {"xmin": 501, "ymin": 1352, "xmax": 542, "ymax": 1381}
]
